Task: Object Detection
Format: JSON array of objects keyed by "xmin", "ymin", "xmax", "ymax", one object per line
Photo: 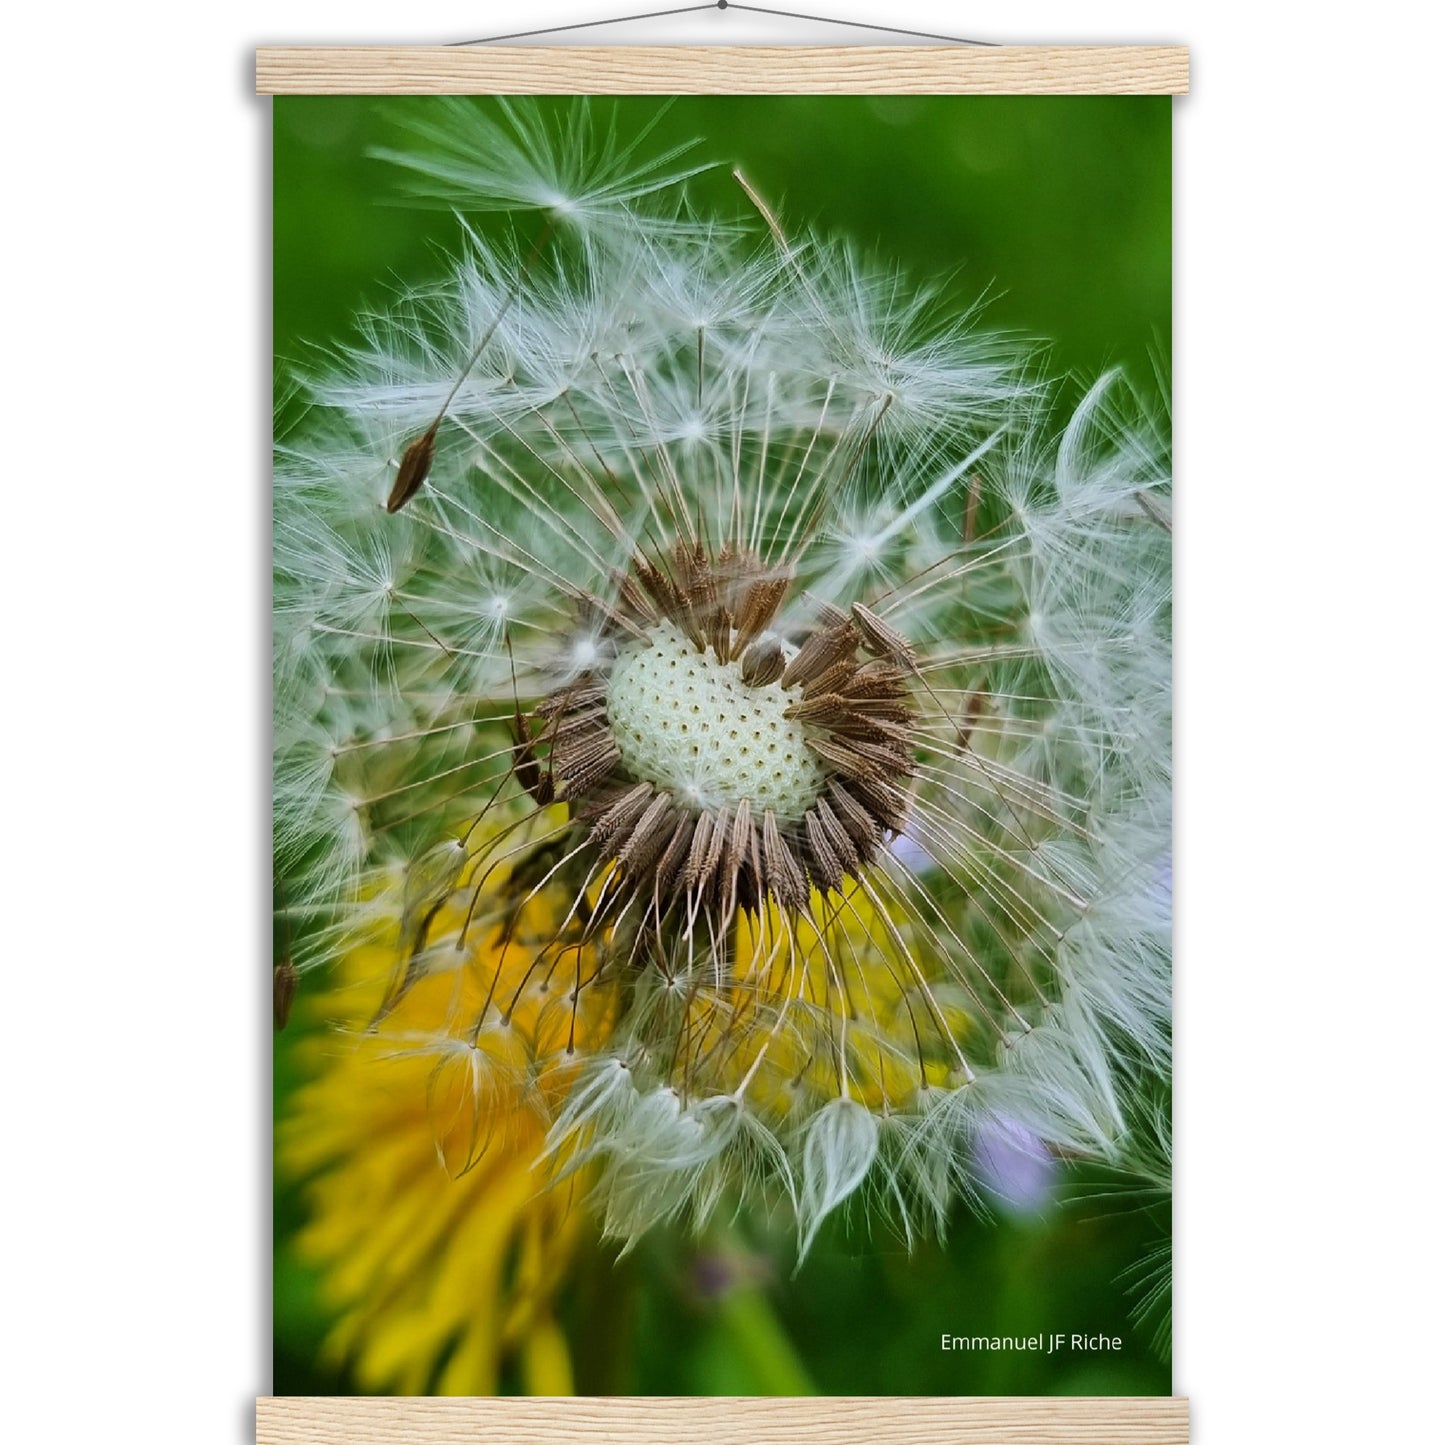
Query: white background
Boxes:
[{"xmin": 3, "ymin": 2, "xmax": 1440, "ymax": 1439}]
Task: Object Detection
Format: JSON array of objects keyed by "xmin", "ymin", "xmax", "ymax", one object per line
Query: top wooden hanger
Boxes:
[{"xmin": 255, "ymin": 46, "xmax": 1189, "ymax": 96}]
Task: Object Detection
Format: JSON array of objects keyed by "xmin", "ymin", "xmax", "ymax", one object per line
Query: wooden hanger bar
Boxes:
[
  {"xmin": 255, "ymin": 45, "xmax": 1189, "ymax": 95},
  {"xmin": 257, "ymin": 1394, "xmax": 1191, "ymax": 1443}
]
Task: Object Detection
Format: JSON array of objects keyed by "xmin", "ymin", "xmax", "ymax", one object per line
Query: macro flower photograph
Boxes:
[{"xmin": 272, "ymin": 93, "xmax": 1173, "ymax": 1397}]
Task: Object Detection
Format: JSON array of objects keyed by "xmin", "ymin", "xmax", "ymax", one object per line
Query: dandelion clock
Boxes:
[{"xmin": 263, "ymin": 34, "xmax": 1187, "ymax": 1440}]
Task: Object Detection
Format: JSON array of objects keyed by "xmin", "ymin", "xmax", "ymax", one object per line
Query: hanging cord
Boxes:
[{"xmin": 453, "ymin": 2, "xmax": 995, "ymax": 48}]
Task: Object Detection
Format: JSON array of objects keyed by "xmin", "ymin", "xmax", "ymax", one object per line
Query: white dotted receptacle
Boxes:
[{"xmin": 606, "ymin": 621, "xmax": 825, "ymax": 822}]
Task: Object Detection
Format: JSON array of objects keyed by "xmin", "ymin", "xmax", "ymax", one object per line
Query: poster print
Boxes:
[{"xmin": 273, "ymin": 93, "xmax": 1172, "ymax": 1398}]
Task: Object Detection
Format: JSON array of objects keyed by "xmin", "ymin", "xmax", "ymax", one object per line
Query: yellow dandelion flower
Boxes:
[{"xmin": 278, "ymin": 840, "xmax": 609, "ymax": 1395}]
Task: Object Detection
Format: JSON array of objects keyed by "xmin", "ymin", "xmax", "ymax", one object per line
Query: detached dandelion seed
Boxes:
[{"xmin": 275, "ymin": 97, "xmax": 1172, "ymax": 1320}]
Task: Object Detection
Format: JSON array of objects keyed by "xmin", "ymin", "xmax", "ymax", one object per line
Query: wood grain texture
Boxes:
[
  {"xmin": 255, "ymin": 46, "xmax": 1188, "ymax": 96},
  {"xmin": 256, "ymin": 1396, "xmax": 1189, "ymax": 1444}
]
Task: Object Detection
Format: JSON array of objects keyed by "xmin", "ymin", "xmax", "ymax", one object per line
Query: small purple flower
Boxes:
[{"xmin": 972, "ymin": 1118, "xmax": 1057, "ymax": 1216}]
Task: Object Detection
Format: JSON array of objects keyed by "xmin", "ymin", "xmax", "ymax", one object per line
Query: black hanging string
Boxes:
[
  {"xmin": 452, "ymin": 4, "xmax": 721, "ymax": 46},
  {"xmin": 452, "ymin": 2, "xmax": 995, "ymax": 48},
  {"xmin": 720, "ymin": 4, "xmax": 993, "ymax": 45}
]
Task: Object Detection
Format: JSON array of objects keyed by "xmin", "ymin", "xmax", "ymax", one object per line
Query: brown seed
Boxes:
[
  {"xmin": 708, "ymin": 606, "xmax": 735, "ymax": 664},
  {"xmin": 385, "ymin": 425, "xmax": 438, "ymax": 514},
  {"xmin": 554, "ymin": 736, "xmax": 621, "ymax": 798},
  {"xmin": 812, "ymin": 796, "xmax": 862, "ymax": 874},
  {"xmin": 739, "ymin": 637, "xmax": 786, "ymax": 687},
  {"xmin": 838, "ymin": 663, "xmax": 910, "ymax": 701},
  {"xmin": 828, "ymin": 779, "xmax": 885, "ymax": 851},
  {"xmin": 808, "ymin": 595, "xmax": 851, "ymax": 629},
  {"xmin": 813, "ymin": 737, "xmax": 908, "ymax": 796},
  {"xmin": 616, "ymin": 569, "xmax": 660, "ymax": 624},
  {"xmin": 684, "ymin": 809, "xmax": 723, "ymax": 892},
  {"xmin": 589, "ymin": 781, "xmax": 655, "ymax": 846},
  {"xmin": 684, "ymin": 579, "xmax": 723, "ymax": 655},
  {"xmin": 510, "ymin": 707, "xmax": 544, "ymax": 802},
  {"xmin": 728, "ymin": 796, "xmax": 754, "ymax": 867},
  {"xmin": 550, "ymin": 704, "xmax": 609, "ymax": 743},
  {"xmin": 633, "ymin": 555, "xmax": 686, "ymax": 618},
  {"xmin": 724, "ymin": 798, "xmax": 759, "ymax": 909},
  {"xmin": 734, "ymin": 574, "xmax": 790, "ymax": 648},
  {"xmin": 781, "ymin": 623, "xmax": 861, "ymax": 690},
  {"xmin": 691, "ymin": 805, "xmax": 732, "ymax": 906},
  {"xmin": 806, "ymin": 735, "xmax": 883, "ymax": 783},
  {"xmin": 786, "ymin": 692, "xmax": 853, "ymax": 726},
  {"xmin": 828, "ymin": 715, "xmax": 916, "ymax": 749},
  {"xmin": 842, "ymin": 692, "xmax": 914, "ymax": 722},
  {"xmin": 616, "ymin": 793, "xmax": 677, "ymax": 875},
  {"xmin": 851, "ymin": 602, "xmax": 919, "ymax": 672},
  {"xmin": 799, "ymin": 659, "xmax": 859, "ymax": 701},
  {"xmin": 652, "ymin": 814, "xmax": 698, "ymax": 901},
  {"xmin": 674, "ymin": 537, "xmax": 708, "ymax": 593},
  {"xmin": 534, "ymin": 681, "xmax": 604, "ymax": 721},
  {"xmin": 846, "ymin": 773, "xmax": 911, "ymax": 833},
  {"xmin": 762, "ymin": 809, "xmax": 809, "ymax": 911},
  {"xmin": 803, "ymin": 809, "xmax": 845, "ymax": 894},
  {"xmin": 273, "ymin": 961, "xmax": 299, "ymax": 1030}
]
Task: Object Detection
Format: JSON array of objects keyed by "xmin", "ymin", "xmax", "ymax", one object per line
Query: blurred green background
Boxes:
[{"xmin": 273, "ymin": 93, "xmax": 1171, "ymax": 1397}]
